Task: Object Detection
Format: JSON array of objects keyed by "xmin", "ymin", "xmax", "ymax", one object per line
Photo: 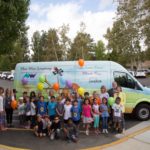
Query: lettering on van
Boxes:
[
  {"xmin": 82, "ymin": 71, "xmax": 102, "ymax": 75},
  {"xmin": 89, "ymin": 79, "xmax": 102, "ymax": 83}
]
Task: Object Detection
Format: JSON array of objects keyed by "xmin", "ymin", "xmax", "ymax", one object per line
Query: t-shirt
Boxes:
[
  {"xmin": 82, "ymin": 104, "xmax": 92, "ymax": 118},
  {"xmin": 47, "ymin": 101, "xmax": 57, "ymax": 116},
  {"xmin": 112, "ymin": 103, "xmax": 123, "ymax": 117},
  {"xmin": 100, "ymin": 92, "xmax": 109, "ymax": 101},
  {"xmin": 0, "ymin": 96, "xmax": 4, "ymax": 112},
  {"xmin": 5, "ymin": 96, "xmax": 12, "ymax": 109},
  {"xmin": 25, "ymin": 102, "xmax": 31, "ymax": 116},
  {"xmin": 31, "ymin": 102, "xmax": 36, "ymax": 116},
  {"xmin": 100, "ymin": 104, "xmax": 109, "ymax": 117},
  {"xmin": 77, "ymin": 98, "xmax": 83, "ymax": 112},
  {"xmin": 56, "ymin": 103, "xmax": 64, "ymax": 115},
  {"xmin": 18, "ymin": 103, "xmax": 25, "ymax": 115},
  {"xmin": 37, "ymin": 101, "xmax": 47, "ymax": 116},
  {"xmin": 93, "ymin": 104, "xmax": 100, "ymax": 116},
  {"xmin": 71, "ymin": 106, "xmax": 80, "ymax": 121},
  {"xmin": 64, "ymin": 104, "xmax": 72, "ymax": 120},
  {"xmin": 42, "ymin": 119, "xmax": 51, "ymax": 129},
  {"xmin": 51, "ymin": 121, "xmax": 61, "ymax": 131},
  {"xmin": 114, "ymin": 92, "xmax": 126, "ymax": 113}
]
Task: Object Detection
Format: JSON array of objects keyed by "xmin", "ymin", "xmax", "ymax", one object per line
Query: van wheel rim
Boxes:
[{"xmin": 139, "ymin": 108, "xmax": 149, "ymax": 119}]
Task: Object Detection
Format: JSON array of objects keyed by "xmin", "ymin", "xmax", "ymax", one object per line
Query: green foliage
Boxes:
[
  {"xmin": 95, "ymin": 40, "xmax": 107, "ymax": 60},
  {"xmin": 104, "ymin": 0, "xmax": 149, "ymax": 67},
  {"xmin": 0, "ymin": 0, "xmax": 30, "ymax": 54}
]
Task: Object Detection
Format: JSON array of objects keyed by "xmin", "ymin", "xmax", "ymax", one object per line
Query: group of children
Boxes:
[{"xmin": 0, "ymin": 81, "xmax": 126, "ymax": 143}]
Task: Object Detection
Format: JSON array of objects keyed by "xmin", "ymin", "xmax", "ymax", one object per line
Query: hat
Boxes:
[{"xmin": 37, "ymin": 114, "xmax": 42, "ymax": 118}]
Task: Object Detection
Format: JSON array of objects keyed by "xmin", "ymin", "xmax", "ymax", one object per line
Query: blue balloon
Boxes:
[{"xmin": 60, "ymin": 77, "xmax": 66, "ymax": 86}]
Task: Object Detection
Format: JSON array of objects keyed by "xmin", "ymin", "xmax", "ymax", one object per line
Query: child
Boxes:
[
  {"xmin": 71, "ymin": 100, "xmax": 81, "ymax": 129},
  {"xmin": 64, "ymin": 98, "xmax": 72, "ymax": 124},
  {"xmin": 18, "ymin": 97, "xmax": 25, "ymax": 127},
  {"xmin": 56, "ymin": 97, "xmax": 64, "ymax": 123},
  {"xmin": 100, "ymin": 97, "xmax": 109, "ymax": 134},
  {"xmin": 34, "ymin": 114, "xmax": 43, "ymax": 137},
  {"xmin": 63, "ymin": 118, "xmax": 78, "ymax": 143},
  {"xmin": 112, "ymin": 97, "xmax": 123, "ymax": 133},
  {"xmin": 37, "ymin": 96, "xmax": 47, "ymax": 117},
  {"xmin": 25, "ymin": 96, "xmax": 31, "ymax": 129},
  {"xmin": 49, "ymin": 116, "xmax": 61, "ymax": 140},
  {"xmin": 30, "ymin": 97, "xmax": 36, "ymax": 128},
  {"xmin": 42, "ymin": 115, "xmax": 51, "ymax": 136},
  {"xmin": 82, "ymin": 98, "xmax": 93, "ymax": 136},
  {"xmin": 92, "ymin": 98, "xmax": 101, "ymax": 135},
  {"xmin": 0, "ymin": 87, "xmax": 6, "ymax": 131},
  {"xmin": 47, "ymin": 96, "xmax": 57, "ymax": 121}
]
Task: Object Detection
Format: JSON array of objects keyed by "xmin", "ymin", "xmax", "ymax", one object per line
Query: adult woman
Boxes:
[
  {"xmin": 4, "ymin": 89, "xmax": 13, "ymax": 127},
  {"xmin": 100, "ymin": 85, "xmax": 109, "ymax": 101}
]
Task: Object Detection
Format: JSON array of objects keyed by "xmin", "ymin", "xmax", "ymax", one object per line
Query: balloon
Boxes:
[
  {"xmin": 11, "ymin": 100, "xmax": 18, "ymax": 109},
  {"xmin": 21, "ymin": 77, "xmax": 28, "ymax": 85},
  {"xmin": 77, "ymin": 87, "xmax": 85, "ymax": 96},
  {"xmin": 66, "ymin": 80, "xmax": 72, "ymax": 88},
  {"xmin": 37, "ymin": 83, "xmax": 44, "ymax": 91},
  {"xmin": 108, "ymin": 97, "xmax": 115, "ymax": 106},
  {"xmin": 72, "ymin": 83, "xmax": 80, "ymax": 90},
  {"xmin": 60, "ymin": 77, "xmax": 66, "ymax": 86},
  {"xmin": 39, "ymin": 75, "xmax": 45, "ymax": 83},
  {"xmin": 53, "ymin": 83, "xmax": 60, "ymax": 91},
  {"xmin": 78, "ymin": 59, "xmax": 84, "ymax": 67}
]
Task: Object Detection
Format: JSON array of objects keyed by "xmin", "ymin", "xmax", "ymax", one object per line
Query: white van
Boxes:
[{"xmin": 14, "ymin": 61, "xmax": 150, "ymax": 120}]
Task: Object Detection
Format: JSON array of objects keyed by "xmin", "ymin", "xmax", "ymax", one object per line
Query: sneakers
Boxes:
[
  {"xmin": 85, "ymin": 130, "xmax": 89, "ymax": 136},
  {"xmin": 102, "ymin": 129, "xmax": 108, "ymax": 134},
  {"xmin": 105, "ymin": 129, "xmax": 108, "ymax": 134}
]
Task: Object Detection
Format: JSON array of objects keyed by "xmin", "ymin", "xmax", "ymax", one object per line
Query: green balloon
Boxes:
[
  {"xmin": 108, "ymin": 97, "xmax": 115, "ymax": 106},
  {"xmin": 39, "ymin": 75, "xmax": 45, "ymax": 83}
]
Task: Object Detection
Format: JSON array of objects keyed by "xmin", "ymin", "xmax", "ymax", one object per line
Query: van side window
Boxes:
[{"xmin": 114, "ymin": 71, "xmax": 142, "ymax": 90}]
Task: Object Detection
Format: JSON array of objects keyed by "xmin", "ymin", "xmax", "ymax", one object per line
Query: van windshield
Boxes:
[{"xmin": 114, "ymin": 71, "xmax": 142, "ymax": 90}]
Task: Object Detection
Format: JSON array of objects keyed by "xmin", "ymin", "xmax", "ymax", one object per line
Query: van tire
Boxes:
[{"xmin": 135, "ymin": 104, "xmax": 150, "ymax": 121}]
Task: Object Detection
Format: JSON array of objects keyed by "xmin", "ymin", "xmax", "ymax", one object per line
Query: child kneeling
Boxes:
[
  {"xmin": 49, "ymin": 116, "xmax": 61, "ymax": 140},
  {"xmin": 63, "ymin": 118, "xmax": 78, "ymax": 143}
]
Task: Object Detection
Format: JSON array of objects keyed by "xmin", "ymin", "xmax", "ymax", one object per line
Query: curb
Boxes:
[
  {"xmin": 81, "ymin": 126, "xmax": 150, "ymax": 150},
  {"xmin": 0, "ymin": 144, "xmax": 30, "ymax": 150}
]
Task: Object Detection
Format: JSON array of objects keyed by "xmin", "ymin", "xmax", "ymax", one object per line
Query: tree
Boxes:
[
  {"xmin": 58, "ymin": 24, "xmax": 71, "ymax": 60},
  {"xmin": 43, "ymin": 29, "xmax": 61, "ymax": 61},
  {"xmin": 95, "ymin": 40, "xmax": 107, "ymax": 60},
  {"xmin": 69, "ymin": 22, "xmax": 94, "ymax": 60},
  {"xmin": 105, "ymin": 0, "xmax": 143, "ymax": 67},
  {"xmin": 31, "ymin": 31, "xmax": 42, "ymax": 62},
  {"xmin": 0, "ymin": 0, "xmax": 30, "ymax": 54}
]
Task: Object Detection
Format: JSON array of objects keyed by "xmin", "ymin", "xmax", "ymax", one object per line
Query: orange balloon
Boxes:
[
  {"xmin": 78, "ymin": 59, "xmax": 84, "ymax": 67},
  {"xmin": 53, "ymin": 83, "xmax": 60, "ymax": 91},
  {"xmin": 11, "ymin": 100, "xmax": 18, "ymax": 109}
]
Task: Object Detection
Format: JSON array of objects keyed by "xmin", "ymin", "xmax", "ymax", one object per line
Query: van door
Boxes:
[{"xmin": 113, "ymin": 71, "xmax": 143, "ymax": 112}]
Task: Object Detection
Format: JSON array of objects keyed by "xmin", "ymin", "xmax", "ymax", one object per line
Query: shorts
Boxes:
[
  {"xmin": 83, "ymin": 117, "xmax": 93, "ymax": 124},
  {"xmin": 26, "ymin": 116, "xmax": 31, "ymax": 121},
  {"xmin": 113, "ymin": 116, "xmax": 122, "ymax": 123},
  {"xmin": 64, "ymin": 119, "xmax": 69, "ymax": 124},
  {"xmin": 73, "ymin": 120, "xmax": 80, "ymax": 125},
  {"xmin": 49, "ymin": 115, "xmax": 55, "ymax": 121}
]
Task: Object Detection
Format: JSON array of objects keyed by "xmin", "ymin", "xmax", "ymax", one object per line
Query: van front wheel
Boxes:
[{"xmin": 135, "ymin": 104, "xmax": 150, "ymax": 121}]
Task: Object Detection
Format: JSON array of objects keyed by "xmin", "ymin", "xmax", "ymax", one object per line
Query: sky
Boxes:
[{"xmin": 27, "ymin": 0, "xmax": 118, "ymax": 43}]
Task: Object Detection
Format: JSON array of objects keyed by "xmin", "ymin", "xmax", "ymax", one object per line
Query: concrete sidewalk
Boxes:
[
  {"xmin": 84, "ymin": 121, "xmax": 150, "ymax": 150},
  {"xmin": 104, "ymin": 129, "xmax": 150, "ymax": 150}
]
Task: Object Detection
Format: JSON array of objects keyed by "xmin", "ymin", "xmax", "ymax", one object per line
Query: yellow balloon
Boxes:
[
  {"xmin": 77, "ymin": 87, "xmax": 85, "ymax": 96},
  {"xmin": 37, "ymin": 83, "xmax": 44, "ymax": 91}
]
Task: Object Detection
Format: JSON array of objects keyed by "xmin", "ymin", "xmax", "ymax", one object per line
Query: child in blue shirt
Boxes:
[
  {"xmin": 100, "ymin": 97, "xmax": 109, "ymax": 134},
  {"xmin": 71, "ymin": 100, "xmax": 81, "ymax": 127},
  {"xmin": 47, "ymin": 96, "xmax": 57, "ymax": 120},
  {"xmin": 37, "ymin": 96, "xmax": 47, "ymax": 117}
]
